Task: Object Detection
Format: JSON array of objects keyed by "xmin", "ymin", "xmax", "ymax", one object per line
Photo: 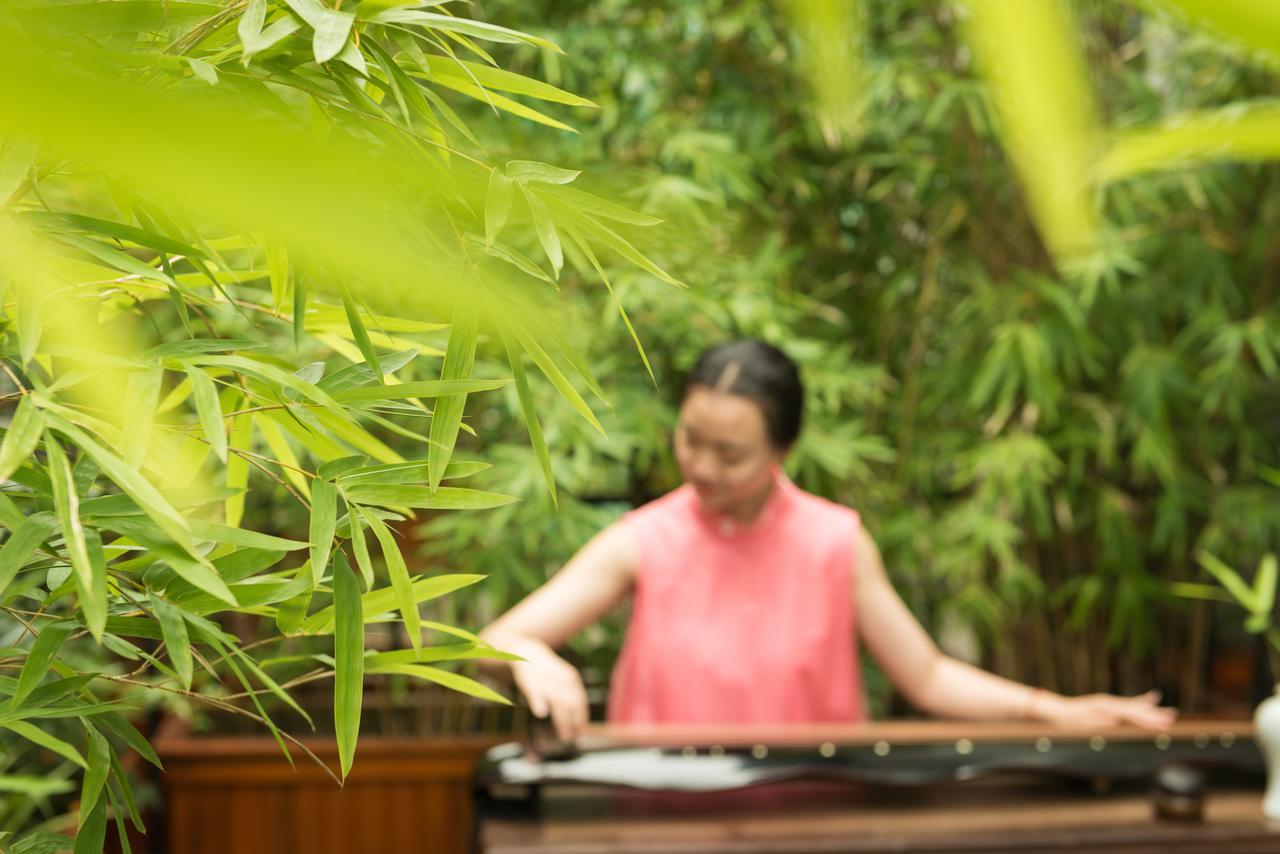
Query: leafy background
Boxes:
[{"xmin": 0, "ymin": 0, "xmax": 1278, "ymax": 850}]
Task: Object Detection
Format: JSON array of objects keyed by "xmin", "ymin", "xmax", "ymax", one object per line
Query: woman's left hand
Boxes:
[{"xmin": 1038, "ymin": 689, "xmax": 1177, "ymax": 731}]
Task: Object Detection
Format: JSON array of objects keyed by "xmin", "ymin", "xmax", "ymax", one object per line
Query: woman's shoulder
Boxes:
[
  {"xmin": 785, "ymin": 480, "xmax": 862, "ymax": 527},
  {"xmin": 625, "ymin": 484, "xmax": 698, "ymax": 523}
]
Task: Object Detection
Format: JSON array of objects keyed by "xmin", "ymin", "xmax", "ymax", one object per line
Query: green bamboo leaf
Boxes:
[
  {"xmin": 72, "ymin": 785, "xmax": 107, "ymax": 854},
  {"xmin": 420, "ymin": 56, "xmax": 594, "ymax": 106},
  {"xmin": 49, "ymin": 232, "xmax": 175, "ymax": 286},
  {"xmin": 187, "ymin": 56, "xmax": 218, "ymax": 85},
  {"xmin": 520, "ymin": 185, "xmax": 563, "ymax": 277},
  {"xmin": 338, "ymin": 459, "xmax": 490, "ymax": 485},
  {"xmin": 374, "ymin": 663, "xmax": 510, "ymax": 704},
  {"xmin": 1255, "ymin": 553, "xmax": 1278, "ymax": 615},
  {"xmin": 239, "ymin": 0, "xmax": 301, "ymax": 58},
  {"xmin": 421, "ymin": 74, "xmax": 576, "ymax": 132},
  {"xmin": 187, "ymin": 355, "xmax": 348, "ymax": 417},
  {"xmin": 341, "ymin": 484, "xmax": 516, "ymax": 510},
  {"xmin": 267, "ymin": 239, "xmax": 289, "ymax": 311},
  {"xmin": 372, "ymin": 9, "xmax": 562, "ymax": 52},
  {"xmin": 10, "ymin": 622, "xmax": 73, "ymax": 709},
  {"xmin": 341, "ymin": 288, "xmax": 383, "ymax": 383},
  {"xmin": 506, "ymin": 160, "xmax": 581, "ymax": 185},
  {"xmin": 428, "ymin": 306, "xmax": 478, "ymax": 493},
  {"xmin": 561, "ymin": 211, "xmax": 681, "ymax": 286},
  {"xmin": 1169, "ymin": 581, "xmax": 1234, "ymax": 603},
  {"xmin": 1196, "ymin": 549, "xmax": 1258, "ymax": 610},
  {"xmin": 477, "ymin": 237, "xmax": 557, "ymax": 286},
  {"xmin": 145, "ymin": 339, "xmax": 267, "ymax": 359},
  {"xmin": 964, "ymin": 0, "xmax": 1098, "ymax": 259},
  {"xmin": 0, "ymin": 720, "xmax": 86, "ymax": 768},
  {"xmin": 299, "ymin": 573, "xmax": 484, "ymax": 634},
  {"xmin": 225, "ymin": 404, "xmax": 252, "ymax": 528},
  {"xmin": 366, "ymin": 642, "xmax": 519, "ymax": 669},
  {"xmin": 188, "ymin": 520, "xmax": 308, "ymax": 551},
  {"xmin": 500, "ymin": 328, "xmax": 556, "ymax": 505},
  {"xmin": 330, "ymin": 378, "xmax": 507, "ymax": 403},
  {"xmin": 44, "ymin": 436, "xmax": 104, "ymax": 638},
  {"xmin": 348, "ymin": 506, "xmax": 374, "ymax": 590},
  {"xmin": 23, "ymin": 210, "xmax": 208, "ymax": 258},
  {"xmin": 510, "ymin": 324, "xmax": 603, "ymax": 434},
  {"xmin": 0, "ymin": 396, "xmax": 45, "ymax": 483},
  {"xmin": 43, "ymin": 413, "xmax": 198, "ymax": 555},
  {"xmin": 1147, "ymin": 0, "xmax": 1280, "ymax": 65},
  {"xmin": 564, "ymin": 225, "xmax": 654, "ymax": 385},
  {"xmin": 77, "ymin": 530, "xmax": 108, "ymax": 641},
  {"xmin": 79, "ymin": 723, "xmax": 111, "ymax": 812},
  {"xmin": 309, "ymin": 478, "xmax": 337, "ymax": 589},
  {"xmin": 121, "ymin": 368, "xmax": 162, "ymax": 469},
  {"xmin": 149, "ymin": 594, "xmax": 193, "ymax": 690},
  {"xmin": 332, "ymin": 554, "xmax": 362, "ymax": 779},
  {"xmin": 541, "ymin": 184, "xmax": 662, "ymax": 226},
  {"xmin": 185, "ymin": 367, "xmax": 227, "ymax": 463},
  {"xmin": 485, "ymin": 170, "xmax": 514, "ymax": 246},
  {"xmin": 365, "ymin": 512, "xmax": 420, "ymax": 650},
  {"xmin": 0, "ymin": 512, "xmax": 58, "ymax": 596},
  {"xmin": 274, "ymin": 561, "xmax": 313, "ymax": 634}
]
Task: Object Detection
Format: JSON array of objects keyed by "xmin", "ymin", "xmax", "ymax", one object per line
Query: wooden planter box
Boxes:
[{"xmin": 152, "ymin": 694, "xmax": 521, "ymax": 854}]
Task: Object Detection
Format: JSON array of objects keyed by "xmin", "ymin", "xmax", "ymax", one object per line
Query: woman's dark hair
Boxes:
[{"xmin": 683, "ymin": 339, "xmax": 804, "ymax": 449}]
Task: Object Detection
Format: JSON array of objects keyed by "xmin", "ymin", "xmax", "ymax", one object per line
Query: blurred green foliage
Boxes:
[{"xmin": 424, "ymin": 0, "xmax": 1280, "ymax": 714}]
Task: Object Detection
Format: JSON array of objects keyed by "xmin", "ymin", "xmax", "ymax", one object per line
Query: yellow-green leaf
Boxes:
[
  {"xmin": 0, "ymin": 396, "xmax": 44, "ymax": 483},
  {"xmin": 332, "ymin": 554, "xmax": 362, "ymax": 779},
  {"xmin": 365, "ymin": 512, "xmax": 421, "ymax": 650}
]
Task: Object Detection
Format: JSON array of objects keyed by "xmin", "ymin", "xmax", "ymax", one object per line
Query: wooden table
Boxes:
[{"xmin": 478, "ymin": 721, "xmax": 1279, "ymax": 853}]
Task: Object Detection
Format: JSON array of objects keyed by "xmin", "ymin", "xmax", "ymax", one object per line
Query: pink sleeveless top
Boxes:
[{"xmin": 607, "ymin": 474, "xmax": 868, "ymax": 724}]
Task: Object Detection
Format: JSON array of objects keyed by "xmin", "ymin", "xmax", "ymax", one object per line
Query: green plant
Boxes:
[{"xmin": 0, "ymin": 0, "xmax": 676, "ymax": 848}]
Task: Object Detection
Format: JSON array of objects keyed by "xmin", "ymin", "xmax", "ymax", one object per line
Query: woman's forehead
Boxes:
[{"xmin": 679, "ymin": 387, "xmax": 769, "ymax": 444}]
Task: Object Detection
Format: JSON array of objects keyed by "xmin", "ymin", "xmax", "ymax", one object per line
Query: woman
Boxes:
[{"xmin": 481, "ymin": 339, "xmax": 1175, "ymax": 741}]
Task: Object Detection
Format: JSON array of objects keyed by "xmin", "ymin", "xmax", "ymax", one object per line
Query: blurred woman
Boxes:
[{"xmin": 481, "ymin": 339, "xmax": 1174, "ymax": 741}]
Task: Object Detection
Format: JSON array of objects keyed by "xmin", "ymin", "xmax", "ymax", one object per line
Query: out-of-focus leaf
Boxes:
[
  {"xmin": 1255, "ymin": 553, "xmax": 1278, "ymax": 615},
  {"xmin": 1196, "ymin": 549, "xmax": 1258, "ymax": 610},
  {"xmin": 420, "ymin": 56, "xmax": 594, "ymax": 106},
  {"xmin": 0, "ymin": 720, "xmax": 86, "ymax": 768},
  {"xmin": 1099, "ymin": 102, "xmax": 1280, "ymax": 180},
  {"xmin": 121, "ymin": 368, "xmax": 162, "ymax": 468},
  {"xmin": 330, "ymin": 378, "xmax": 507, "ymax": 402},
  {"xmin": 965, "ymin": 0, "xmax": 1099, "ymax": 260},
  {"xmin": 500, "ymin": 329, "xmax": 556, "ymax": 505},
  {"xmin": 299, "ymin": 573, "xmax": 484, "ymax": 634},
  {"xmin": 338, "ymin": 459, "xmax": 489, "ymax": 485},
  {"xmin": 11, "ymin": 622, "xmax": 73, "ymax": 709},
  {"xmin": 0, "ymin": 139, "xmax": 37, "ymax": 206},
  {"xmin": 225, "ymin": 403, "xmax": 252, "ymax": 528},
  {"xmin": 149, "ymin": 593, "xmax": 193, "ymax": 690},
  {"xmin": 510, "ymin": 324, "xmax": 603, "ymax": 434},
  {"xmin": 371, "ymin": 9, "xmax": 562, "ymax": 53},
  {"xmin": 371, "ymin": 663, "xmax": 509, "ymax": 704},
  {"xmin": 332, "ymin": 554, "xmax": 362, "ymax": 779},
  {"xmin": 0, "ymin": 395, "xmax": 45, "ymax": 483},
  {"xmin": 520, "ymin": 185, "xmax": 563, "ymax": 278},
  {"xmin": 185, "ymin": 367, "xmax": 227, "ymax": 462},
  {"xmin": 485, "ymin": 170, "xmax": 514, "ymax": 246},
  {"xmin": 309, "ymin": 478, "xmax": 337, "ymax": 589},
  {"xmin": 341, "ymin": 289, "xmax": 382, "ymax": 383},
  {"xmin": 1146, "ymin": 0, "xmax": 1280, "ymax": 65},
  {"xmin": 341, "ymin": 483, "xmax": 516, "ymax": 510},
  {"xmin": 44, "ymin": 436, "xmax": 104, "ymax": 638},
  {"xmin": 365, "ymin": 511, "xmax": 421, "ymax": 649},
  {"xmin": 428, "ymin": 306, "xmax": 478, "ymax": 493},
  {"xmin": 0, "ymin": 512, "xmax": 58, "ymax": 595},
  {"xmin": 507, "ymin": 161, "xmax": 581, "ymax": 185}
]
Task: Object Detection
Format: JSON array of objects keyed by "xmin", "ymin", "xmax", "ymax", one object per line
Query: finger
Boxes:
[
  {"xmin": 550, "ymin": 697, "xmax": 579, "ymax": 743},
  {"xmin": 525, "ymin": 687, "xmax": 549, "ymax": 719}
]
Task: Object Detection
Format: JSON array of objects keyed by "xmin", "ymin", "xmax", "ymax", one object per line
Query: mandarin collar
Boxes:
[{"xmin": 692, "ymin": 470, "xmax": 795, "ymax": 539}]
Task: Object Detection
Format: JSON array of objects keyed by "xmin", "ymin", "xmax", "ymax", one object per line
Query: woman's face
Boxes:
[{"xmin": 674, "ymin": 386, "xmax": 782, "ymax": 513}]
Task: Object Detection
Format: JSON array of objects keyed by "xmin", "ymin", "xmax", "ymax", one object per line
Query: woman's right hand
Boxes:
[{"xmin": 509, "ymin": 645, "xmax": 590, "ymax": 743}]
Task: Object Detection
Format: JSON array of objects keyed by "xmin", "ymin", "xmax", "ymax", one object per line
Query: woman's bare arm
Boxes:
[
  {"xmin": 853, "ymin": 526, "xmax": 1173, "ymax": 729},
  {"xmin": 479, "ymin": 520, "xmax": 637, "ymax": 741}
]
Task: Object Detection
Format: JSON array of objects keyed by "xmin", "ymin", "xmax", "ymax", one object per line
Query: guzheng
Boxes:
[{"xmin": 478, "ymin": 720, "xmax": 1261, "ymax": 792}]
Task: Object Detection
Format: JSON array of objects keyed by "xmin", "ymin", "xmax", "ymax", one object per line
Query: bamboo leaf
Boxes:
[
  {"xmin": 1147, "ymin": 0, "xmax": 1280, "ymax": 66},
  {"xmin": 0, "ymin": 513, "xmax": 58, "ymax": 596},
  {"xmin": 225, "ymin": 403, "xmax": 253, "ymax": 528},
  {"xmin": 300, "ymin": 573, "xmax": 483, "ymax": 634},
  {"xmin": 121, "ymin": 368, "xmax": 162, "ymax": 469},
  {"xmin": 424, "ymin": 73, "xmax": 576, "ymax": 132},
  {"xmin": 149, "ymin": 594, "xmax": 193, "ymax": 690},
  {"xmin": 506, "ymin": 160, "xmax": 581, "ymax": 185},
  {"xmin": 0, "ymin": 720, "xmax": 86, "ymax": 768},
  {"xmin": 1196, "ymin": 549, "xmax": 1258, "ymax": 610},
  {"xmin": 45, "ymin": 436, "xmax": 105, "ymax": 638},
  {"xmin": 510, "ymin": 324, "xmax": 603, "ymax": 434},
  {"xmin": 485, "ymin": 169, "xmax": 514, "ymax": 247},
  {"xmin": 79, "ymin": 724, "xmax": 111, "ymax": 812},
  {"xmin": 520, "ymin": 185, "xmax": 563, "ymax": 278},
  {"xmin": 332, "ymin": 554, "xmax": 362, "ymax": 779},
  {"xmin": 72, "ymin": 786, "xmax": 108, "ymax": 854},
  {"xmin": 348, "ymin": 506, "xmax": 374, "ymax": 590},
  {"xmin": 341, "ymin": 483, "xmax": 516, "ymax": 510},
  {"xmin": 1255, "ymin": 553, "xmax": 1278, "ymax": 615},
  {"xmin": 267, "ymin": 239, "xmax": 290, "ymax": 311},
  {"xmin": 0, "ymin": 396, "xmax": 45, "ymax": 483},
  {"xmin": 10, "ymin": 622, "xmax": 73, "ymax": 710},
  {"xmin": 331, "ymin": 379, "xmax": 507, "ymax": 402},
  {"xmin": 373, "ymin": 663, "xmax": 510, "ymax": 704},
  {"xmin": 185, "ymin": 367, "xmax": 227, "ymax": 463},
  {"xmin": 338, "ymin": 459, "xmax": 490, "ymax": 485},
  {"xmin": 364, "ymin": 511, "xmax": 420, "ymax": 650},
  {"xmin": 500, "ymin": 328, "xmax": 556, "ymax": 505},
  {"xmin": 341, "ymin": 288, "xmax": 383, "ymax": 383},
  {"xmin": 187, "ymin": 520, "xmax": 308, "ymax": 551},
  {"xmin": 428, "ymin": 306, "xmax": 478, "ymax": 493},
  {"xmin": 419, "ymin": 56, "xmax": 594, "ymax": 106},
  {"xmin": 372, "ymin": 9, "xmax": 562, "ymax": 52},
  {"xmin": 309, "ymin": 478, "xmax": 337, "ymax": 589}
]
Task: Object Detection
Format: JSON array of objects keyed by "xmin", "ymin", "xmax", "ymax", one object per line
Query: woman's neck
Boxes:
[{"xmin": 724, "ymin": 475, "xmax": 777, "ymax": 524}]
